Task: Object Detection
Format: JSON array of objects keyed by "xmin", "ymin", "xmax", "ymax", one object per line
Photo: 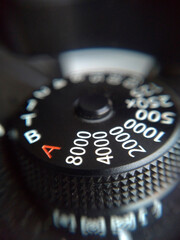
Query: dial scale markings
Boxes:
[{"xmin": 18, "ymin": 73, "xmax": 178, "ymax": 173}]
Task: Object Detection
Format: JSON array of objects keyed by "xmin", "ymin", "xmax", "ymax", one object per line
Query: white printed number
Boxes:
[
  {"xmin": 135, "ymin": 109, "xmax": 176, "ymax": 125},
  {"xmin": 126, "ymin": 95, "xmax": 174, "ymax": 109},
  {"xmin": 93, "ymin": 131, "xmax": 113, "ymax": 165},
  {"xmin": 130, "ymin": 83, "xmax": 162, "ymax": 98},
  {"xmin": 66, "ymin": 156, "xmax": 83, "ymax": 166},
  {"xmin": 124, "ymin": 119, "xmax": 165, "ymax": 142},
  {"xmin": 66, "ymin": 131, "xmax": 91, "ymax": 166},
  {"xmin": 33, "ymin": 86, "xmax": 51, "ymax": 99},
  {"xmin": 109, "ymin": 127, "xmax": 146, "ymax": 157}
]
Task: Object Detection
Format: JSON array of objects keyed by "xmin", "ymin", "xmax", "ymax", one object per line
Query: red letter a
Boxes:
[{"xmin": 42, "ymin": 145, "xmax": 61, "ymax": 159}]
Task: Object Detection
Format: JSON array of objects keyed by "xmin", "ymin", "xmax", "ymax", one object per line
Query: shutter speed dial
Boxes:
[{"xmin": 8, "ymin": 71, "xmax": 180, "ymax": 216}]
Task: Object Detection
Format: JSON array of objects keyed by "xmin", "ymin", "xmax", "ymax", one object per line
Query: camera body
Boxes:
[{"xmin": 0, "ymin": 1, "xmax": 180, "ymax": 240}]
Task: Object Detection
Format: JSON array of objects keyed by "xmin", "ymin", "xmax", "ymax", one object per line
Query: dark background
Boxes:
[
  {"xmin": 0, "ymin": 1, "xmax": 180, "ymax": 240},
  {"xmin": 0, "ymin": 0, "xmax": 179, "ymax": 65}
]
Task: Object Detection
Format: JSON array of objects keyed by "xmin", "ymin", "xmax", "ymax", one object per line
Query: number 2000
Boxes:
[{"xmin": 109, "ymin": 127, "xmax": 146, "ymax": 157}]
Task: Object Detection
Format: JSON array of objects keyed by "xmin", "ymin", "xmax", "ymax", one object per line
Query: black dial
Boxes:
[
  {"xmin": 3, "ymin": 49, "xmax": 180, "ymax": 240},
  {"xmin": 6, "ymin": 70, "xmax": 180, "ymax": 214},
  {"xmin": 13, "ymin": 73, "xmax": 180, "ymax": 175}
]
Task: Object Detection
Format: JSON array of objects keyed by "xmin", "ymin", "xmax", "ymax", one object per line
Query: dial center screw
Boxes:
[{"xmin": 75, "ymin": 94, "xmax": 112, "ymax": 120}]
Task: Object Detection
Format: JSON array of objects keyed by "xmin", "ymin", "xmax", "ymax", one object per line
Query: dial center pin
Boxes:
[{"xmin": 75, "ymin": 94, "xmax": 113, "ymax": 120}]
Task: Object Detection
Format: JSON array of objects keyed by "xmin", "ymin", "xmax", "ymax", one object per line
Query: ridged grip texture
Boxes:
[{"xmin": 11, "ymin": 139, "xmax": 180, "ymax": 212}]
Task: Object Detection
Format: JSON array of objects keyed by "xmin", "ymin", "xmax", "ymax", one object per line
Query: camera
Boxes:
[{"xmin": 0, "ymin": 1, "xmax": 180, "ymax": 240}]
